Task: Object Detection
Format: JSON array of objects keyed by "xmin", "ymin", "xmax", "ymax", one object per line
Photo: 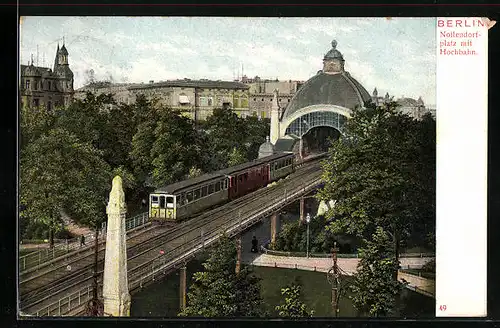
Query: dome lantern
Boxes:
[{"xmin": 323, "ymin": 39, "xmax": 345, "ymax": 74}]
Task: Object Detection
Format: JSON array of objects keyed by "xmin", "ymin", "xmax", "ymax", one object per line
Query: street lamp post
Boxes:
[{"xmin": 306, "ymin": 213, "xmax": 311, "ymax": 258}]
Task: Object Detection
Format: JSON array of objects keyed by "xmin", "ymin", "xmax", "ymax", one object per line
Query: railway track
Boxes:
[{"xmin": 22, "ymin": 159, "xmax": 324, "ymax": 316}]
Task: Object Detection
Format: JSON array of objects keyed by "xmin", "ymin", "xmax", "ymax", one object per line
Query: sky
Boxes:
[{"xmin": 20, "ymin": 17, "xmax": 436, "ymax": 106}]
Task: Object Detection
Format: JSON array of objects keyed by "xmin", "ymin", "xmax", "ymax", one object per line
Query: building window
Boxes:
[
  {"xmin": 48, "ymin": 81, "xmax": 51, "ymax": 90},
  {"xmin": 253, "ymin": 98, "xmax": 256, "ymax": 101},
  {"xmin": 47, "ymin": 101, "xmax": 52, "ymax": 110},
  {"xmin": 261, "ymin": 98, "xmax": 264, "ymax": 101},
  {"xmin": 33, "ymin": 81, "xmax": 38, "ymax": 90},
  {"xmin": 25, "ymin": 80, "xmax": 30, "ymax": 90},
  {"xmin": 33, "ymin": 98, "xmax": 39, "ymax": 107},
  {"xmin": 208, "ymin": 98, "xmax": 213, "ymax": 106}
]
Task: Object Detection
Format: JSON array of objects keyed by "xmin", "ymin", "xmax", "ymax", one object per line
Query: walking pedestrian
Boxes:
[{"xmin": 80, "ymin": 234, "xmax": 85, "ymax": 247}]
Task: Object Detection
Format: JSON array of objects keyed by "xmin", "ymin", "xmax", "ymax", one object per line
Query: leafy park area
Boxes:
[{"xmin": 20, "ymin": 93, "xmax": 269, "ymax": 245}]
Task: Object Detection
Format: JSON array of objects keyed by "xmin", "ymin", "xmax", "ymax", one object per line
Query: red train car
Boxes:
[{"xmin": 219, "ymin": 153, "xmax": 293, "ymax": 200}]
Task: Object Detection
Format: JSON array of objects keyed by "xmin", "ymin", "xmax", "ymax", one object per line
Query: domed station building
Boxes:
[{"xmin": 264, "ymin": 40, "xmax": 372, "ymax": 158}]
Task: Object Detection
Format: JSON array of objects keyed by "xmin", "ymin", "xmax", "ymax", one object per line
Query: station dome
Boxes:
[
  {"xmin": 281, "ymin": 40, "xmax": 372, "ymax": 121},
  {"xmin": 282, "ymin": 71, "xmax": 371, "ymax": 121}
]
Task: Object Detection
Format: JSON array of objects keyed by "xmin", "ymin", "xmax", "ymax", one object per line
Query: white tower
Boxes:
[
  {"xmin": 103, "ymin": 176, "xmax": 131, "ymax": 316},
  {"xmin": 270, "ymin": 89, "xmax": 281, "ymax": 145}
]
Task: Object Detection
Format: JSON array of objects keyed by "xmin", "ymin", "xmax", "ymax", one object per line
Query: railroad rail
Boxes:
[{"xmin": 21, "ymin": 157, "xmax": 325, "ymax": 316}]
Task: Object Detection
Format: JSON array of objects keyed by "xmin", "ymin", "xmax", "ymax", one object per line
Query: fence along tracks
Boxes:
[
  {"xmin": 19, "ymin": 212, "xmax": 152, "ymax": 274},
  {"xmin": 23, "ymin": 159, "xmax": 324, "ymax": 316}
]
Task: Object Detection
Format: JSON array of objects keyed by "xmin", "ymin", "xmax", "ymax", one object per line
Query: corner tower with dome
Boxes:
[{"xmin": 268, "ymin": 40, "xmax": 372, "ymax": 157}]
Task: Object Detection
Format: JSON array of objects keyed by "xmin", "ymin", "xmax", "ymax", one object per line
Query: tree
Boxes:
[
  {"xmin": 180, "ymin": 235, "xmax": 266, "ymax": 317},
  {"xmin": 350, "ymin": 227, "xmax": 403, "ymax": 317},
  {"xmin": 56, "ymin": 91, "xmax": 116, "ymax": 157},
  {"xmin": 102, "ymin": 102, "xmax": 138, "ymax": 169},
  {"xmin": 150, "ymin": 107, "xmax": 202, "ymax": 187},
  {"xmin": 318, "ymin": 102, "xmax": 436, "ymax": 280},
  {"xmin": 130, "ymin": 102, "xmax": 203, "ymax": 189},
  {"xmin": 20, "ymin": 105, "xmax": 57, "ymax": 151},
  {"xmin": 242, "ymin": 116, "xmax": 270, "ymax": 160},
  {"xmin": 187, "ymin": 167, "xmax": 203, "ymax": 179},
  {"xmin": 204, "ymin": 107, "xmax": 248, "ymax": 169},
  {"xmin": 227, "ymin": 147, "xmax": 247, "ymax": 167},
  {"xmin": 20, "ymin": 128, "xmax": 112, "ymax": 247},
  {"xmin": 275, "ymin": 285, "xmax": 314, "ymax": 317}
]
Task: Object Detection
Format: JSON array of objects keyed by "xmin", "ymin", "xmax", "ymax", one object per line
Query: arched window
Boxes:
[{"xmin": 47, "ymin": 101, "xmax": 52, "ymax": 110}]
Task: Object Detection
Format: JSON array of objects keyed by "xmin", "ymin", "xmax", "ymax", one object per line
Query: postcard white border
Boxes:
[{"xmin": 436, "ymin": 17, "xmax": 488, "ymax": 317}]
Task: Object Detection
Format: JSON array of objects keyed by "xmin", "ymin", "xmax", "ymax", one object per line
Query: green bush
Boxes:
[{"xmin": 273, "ymin": 215, "xmax": 358, "ymax": 254}]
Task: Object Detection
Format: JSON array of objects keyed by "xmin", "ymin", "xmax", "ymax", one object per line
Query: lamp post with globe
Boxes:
[{"xmin": 306, "ymin": 213, "xmax": 311, "ymax": 258}]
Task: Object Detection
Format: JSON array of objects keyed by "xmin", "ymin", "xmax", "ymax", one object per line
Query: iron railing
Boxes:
[
  {"xmin": 35, "ymin": 284, "xmax": 96, "ymax": 317},
  {"xmin": 19, "ymin": 212, "xmax": 150, "ymax": 272},
  {"xmin": 260, "ymin": 246, "xmax": 435, "ymax": 259}
]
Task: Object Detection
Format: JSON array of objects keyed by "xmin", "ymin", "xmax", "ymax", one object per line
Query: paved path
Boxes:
[
  {"xmin": 242, "ymin": 253, "xmax": 435, "ymax": 297},
  {"xmin": 243, "ymin": 253, "xmax": 433, "ymax": 275}
]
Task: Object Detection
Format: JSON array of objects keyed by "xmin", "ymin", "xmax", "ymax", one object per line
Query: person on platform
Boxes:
[
  {"xmin": 80, "ymin": 234, "xmax": 86, "ymax": 247},
  {"xmin": 251, "ymin": 236, "xmax": 259, "ymax": 253}
]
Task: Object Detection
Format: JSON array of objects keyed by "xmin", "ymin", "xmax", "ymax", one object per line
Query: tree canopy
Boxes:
[
  {"xmin": 275, "ymin": 285, "xmax": 314, "ymax": 318},
  {"xmin": 318, "ymin": 102, "xmax": 436, "ymax": 269},
  {"xmin": 180, "ymin": 235, "xmax": 266, "ymax": 317},
  {"xmin": 20, "ymin": 127, "xmax": 112, "ymax": 245},
  {"xmin": 350, "ymin": 227, "xmax": 403, "ymax": 317}
]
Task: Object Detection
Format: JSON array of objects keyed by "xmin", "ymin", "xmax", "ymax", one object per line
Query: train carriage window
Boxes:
[
  {"xmin": 244, "ymin": 173, "xmax": 248, "ymax": 181},
  {"xmin": 201, "ymin": 186, "xmax": 208, "ymax": 197},
  {"xmin": 178, "ymin": 194, "xmax": 185, "ymax": 206},
  {"xmin": 215, "ymin": 181, "xmax": 221, "ymax": 192},
  {"xmin": 194, "ymin": 188, "xmax": 201, "ymax": 200},
  {"xmin": 187, "ymin": 192, "xmax": 193, "ymax": 203},
  {"xmin": 224, "ymin": 179, "xmax": 228, "ymax": 189},
  {"xmin": 208, "ymin": 184, "xmax": 214, "ymax": 194},
  {"xmin": 159, "ymin": 195, "xmax": 166, "ymax": 208},
  {"xmin": 151, "ymin": 195, "xmax": 159, "ymax": 207},
  {"xmin": 166, "ymin": 196, "xmax": 174, "ymax": 208}
]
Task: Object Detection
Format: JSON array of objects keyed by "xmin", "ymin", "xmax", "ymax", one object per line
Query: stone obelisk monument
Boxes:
[{"xmin": 102, "ymin": 176, "xmax": 131, "ymax": 316}]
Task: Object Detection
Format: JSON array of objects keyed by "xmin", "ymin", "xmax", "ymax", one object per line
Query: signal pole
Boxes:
[{"xmin": 327, "ymin": 242, "xmax": 341, "ymax": 317}]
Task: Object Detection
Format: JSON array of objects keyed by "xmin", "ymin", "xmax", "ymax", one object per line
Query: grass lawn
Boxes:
[{"xmin": 251, "ymin": 266, "xmax": 356, "ymax": 317}]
